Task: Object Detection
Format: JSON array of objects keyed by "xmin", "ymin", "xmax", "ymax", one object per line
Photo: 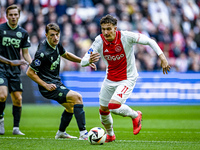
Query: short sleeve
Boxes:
[
  {"xmin": 21, "ymin": 32, "xmax": 31, "ymax": 49},
  {"xmin": 30, "ymin": 50, "xmax": 45, "ymax": 72}
]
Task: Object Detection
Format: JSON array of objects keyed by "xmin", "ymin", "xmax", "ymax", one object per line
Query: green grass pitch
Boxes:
[{"xmin": 0, "ymin": 104, "xmax": 200, "ymax": 150}]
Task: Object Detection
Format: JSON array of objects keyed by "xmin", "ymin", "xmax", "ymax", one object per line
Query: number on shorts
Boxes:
[{"xmin": 121, "ymin": 86, "xmax": 128, "ymax": 94}]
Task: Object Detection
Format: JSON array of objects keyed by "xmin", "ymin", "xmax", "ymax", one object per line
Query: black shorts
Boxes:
[
  {"xmin": 39, "ymin": 83, "xmax": 70, "ymax": 104},
  {"xmin": 0, "ymin": 72, "xmax": 23, "ymax": 93}
]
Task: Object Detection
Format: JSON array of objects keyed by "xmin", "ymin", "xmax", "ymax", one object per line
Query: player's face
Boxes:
[
  {"xmin": 6, "ymin": 9, "xmax": 20, "ymax": 28},
  {"xmin": 101, "ymin": 23, "xmax": 117, "ymax": 42},
  {"xmin": 46, "ymin": 30, "xmax": 60, "ymax": 48}
]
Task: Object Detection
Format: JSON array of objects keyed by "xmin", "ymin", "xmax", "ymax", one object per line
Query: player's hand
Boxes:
[
  {"xmin": 161, "ymin": 59, "xmax": 171, "ymax": 74},
  {"xmin": 45, "ymin": 83, "xmax": 57, "ymax": 91},
  {"xmin": 10, "ymin": 60, "xmax": 29, "ymax": 66},
  {"xmin": 89, "ymin": 52, "xmax": 100, "ymax": 64},
  {"xmin": 159, "ymin": 53, "xmax": 170, "ymax": 74},
  {"xmin": 89, "ymin": 63, "xmax": 97, "ymax": 71}
]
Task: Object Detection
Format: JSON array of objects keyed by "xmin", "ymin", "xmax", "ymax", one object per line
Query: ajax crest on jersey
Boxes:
[{"xmin": 88, "ymin": 127, "xmax": 106, "ymax": 145}]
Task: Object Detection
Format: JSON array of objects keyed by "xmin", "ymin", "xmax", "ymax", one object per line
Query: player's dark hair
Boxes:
[
  {"xmin": 100, "ymin": 14, "xmax": 117, "ymax": 26},
  {"xmin": 45, "ymin": 23, "xmax": 60, "ymax": 34},
  {"xmin": 6, "ymin": 4, "xmax": 20, "ymax": 15}
]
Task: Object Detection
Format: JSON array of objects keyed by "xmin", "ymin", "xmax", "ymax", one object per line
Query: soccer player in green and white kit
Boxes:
[
  {"xmin": 26, "ymin": 23, "xmax": 96, "ymax": 140},
  {"xmin": 0, "ymin": 5, "xmax": 32, "ymax": 135}
]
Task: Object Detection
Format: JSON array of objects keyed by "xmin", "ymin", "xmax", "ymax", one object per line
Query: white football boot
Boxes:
[
  {"xmin": 55, "ymin": 130, "xmax": 77, "ymax": 139},
  {"xmin": 79, "ymin": 130, "xmax": 88, "ymax": 140},
  {"xmin": 13, "ymin": 127, "xmax": 25, "ymax": 135}
]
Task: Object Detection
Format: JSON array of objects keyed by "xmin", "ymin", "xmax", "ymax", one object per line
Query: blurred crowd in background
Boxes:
[{"xmin": 0, "ymin": 0, "xmax": 200, "ymax": 73}]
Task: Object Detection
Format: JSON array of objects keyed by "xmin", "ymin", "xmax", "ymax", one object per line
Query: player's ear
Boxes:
[{"xmin": 114, "ymin": 26, "xmax": 117, "ymax": 31}]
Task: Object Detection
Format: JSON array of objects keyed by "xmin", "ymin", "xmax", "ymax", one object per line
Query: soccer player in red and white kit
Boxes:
[{"xmin": 81, "ymin": 15, "xmax": 170, "ymax": 142}]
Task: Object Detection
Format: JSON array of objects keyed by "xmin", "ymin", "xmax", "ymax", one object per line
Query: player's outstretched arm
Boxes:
[
  {"xmin": 62, "ymin": 51, "xmax": 81, "ymax": 63},
  {"xmin": 0, "ymin": 55, "xmax": 29, "ymax": 66},
  {"xmin": 159, "ymin": 53, "xmax": 171, "ymax": 74},
  {"xmin": 10, "ymin": 60, "xmax": 29, "ymax": 66}
]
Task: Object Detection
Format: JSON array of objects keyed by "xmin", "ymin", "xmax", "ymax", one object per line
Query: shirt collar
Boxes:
[
  {"xmin": 7, "ymin": 22, "xmax": 18, "ymax": 30},
  {"xmin": 46, "ymin": 40, "xmax": 57, "ymax": 50}
]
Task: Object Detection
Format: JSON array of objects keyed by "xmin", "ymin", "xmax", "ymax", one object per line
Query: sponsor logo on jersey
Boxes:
[
  {"xmin": 50, "ymin": 55, "xmax": 60, "ymax": 70},
  {"xmin": 88, "ymin": 48, "xmax": 93, "ymax": 54},
  {"xmin": 104, "ymin": 54, "xmax": 124, "ymax": 61},
  {"xmin": 2, "ymin": 37, "xmax": 21, "ymax": 48},
  {"xmin": 34, "ymin": 59, "xmax": 41, "ymax": 66}
]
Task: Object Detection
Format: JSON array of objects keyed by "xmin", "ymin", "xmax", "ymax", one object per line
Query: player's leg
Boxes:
[
  {"xmin": 55, "ymin": 102, "xmax": 77, "ymax": 139},
  {"xmin": 10, "ymin": 91, "xmax": 25, "ymax": 135},
  {"xmin": 10, "ymin": 76, "xmax": 24, "ymax": 135},
  {"xmin": 108, "ymin": 83, "xmax": 142, "ymax": 135},
  {"xmin": 65, "ymin": 90, "xmax": 88, "ymax": 140},
  {"xmin": 99, "ymin": 105, "xmax": 116, "ymax": 142},
  {"xmin": 99, "ymin": 80, "xmax": 115, "ymax": 142},
  {"xmin": 0, "ymin": 86, "xmax": 8, "ymax": 135}
]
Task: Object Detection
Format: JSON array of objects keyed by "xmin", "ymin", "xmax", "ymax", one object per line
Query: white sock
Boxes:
[
  {"xmin": 100, "ymin": 113, "xmax": 114, "ymax": 136},
  {"xmin": 110, "ymin": 104, "xmax": 138, "ymax": 118}
]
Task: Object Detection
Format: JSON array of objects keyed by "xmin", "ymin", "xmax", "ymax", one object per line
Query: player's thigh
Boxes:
[
  {"xmin": 99, "ymin": 81, "xmax": 115, "ymax": 107},
  {"xmin": 10, "ymin": 91, "xmax": 22, "ymax": 106},
  {"xmin": 111, "ymin": 81, "xmax": 135, "ymax": 104},
  {"xmin": 66, "ymin": 90, "xmax": 83, "ymax": 104},
  {"xmin": 40, "ymin": 86, "xmax": 70, "ymax": 104}
]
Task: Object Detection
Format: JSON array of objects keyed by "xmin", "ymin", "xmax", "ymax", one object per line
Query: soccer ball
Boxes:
[{"xmin": 88, "ymin": 127, "xmax": 106, "ymax": 145}]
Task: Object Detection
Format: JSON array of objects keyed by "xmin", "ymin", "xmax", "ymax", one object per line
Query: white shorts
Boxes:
[{"xmin": 99, "ymin": 78, "xmax": 137, "ymax": 107}]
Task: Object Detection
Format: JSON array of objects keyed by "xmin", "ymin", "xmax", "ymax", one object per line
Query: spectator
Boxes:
[{"xmin": 1, "ymin": 0, "xmax": 199, "ymax": 72}]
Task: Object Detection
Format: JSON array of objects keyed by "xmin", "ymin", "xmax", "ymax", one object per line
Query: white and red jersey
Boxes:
[{"xmin": 81, "ymin": 31, "xmax": 163, "ymax": 82}]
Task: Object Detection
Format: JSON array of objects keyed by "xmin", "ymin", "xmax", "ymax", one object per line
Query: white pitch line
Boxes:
[
  {"xmin": 0, "ymin": 137, "xmax": 48, "ymax": 140},
  {"xmin": 118, "ymin": 140, "xmax": 200, "ymax": 144},
  {"xmin": 0, "ymin": 137, "xmax": 199, "ymax": 144},
  {"xmin": 4, "ymin": 130, "xmax": 200, "ymax": 134}
]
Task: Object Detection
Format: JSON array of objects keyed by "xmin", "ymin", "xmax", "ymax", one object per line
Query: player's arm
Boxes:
[
  {"xmin": 81, "ymin": 36, "xmax": 101, "ymax": 69},
  {"xmin": 62, "ymin": 51, "xmax": 99, "ymax": 70},
  {"xmin": 0, "ymin": 55, "xmax": 29, "ymax": 66},
  {"xmin": 81, "ymin": 50, "xmax": 100, "ymax": 71},
  {"xmin": 26, "ymin": 67, "xmax": 56, "ymax": 91},
  {"xmin": 134, "ymin": 33, "xmax": 170, "ymax": 74},
  {"xmin": 62, "ymin": 51, "xmax": 81, "ymax": 63},
  {"xmin": 158, "ymin": 53, "xmax": 171, "ymax": 74},
  {"xmin": 22, "ymin": 48, "xmax": 32, "ymax": 64}
]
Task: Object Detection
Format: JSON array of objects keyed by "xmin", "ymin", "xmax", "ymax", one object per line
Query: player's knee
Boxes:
[
  {"xmin": 99, "ymin": 109, "xmax": 110, "ymax": 115},
  {"xmin": 0, "ymin": 94, "xmax": 7, "ymax": 102},
  {"xmin": 72, "ymin": 93, "xmax": 83, "ymax": 104},
  {"xmin": 12, "ymin": 96, "xmax": 22, "ymax": 106}
]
